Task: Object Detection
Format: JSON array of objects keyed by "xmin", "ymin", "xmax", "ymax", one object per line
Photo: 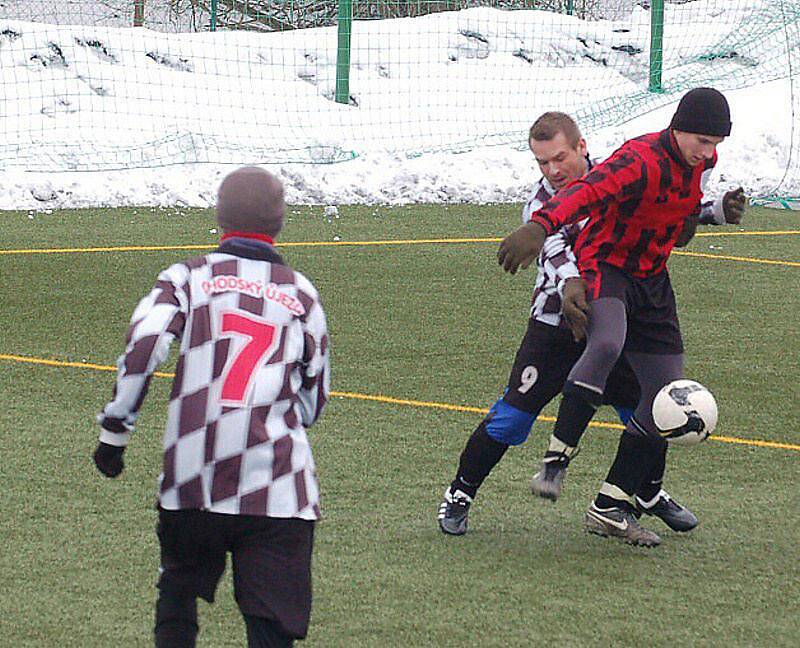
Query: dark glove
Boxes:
[
  {"xmin": 562, "ymin": 277, "xmax": 590, "ymax": 342},
  {"xmin": 722, "ymin": 187, "xmax": 746, "ymax": 224},
  {"xmin": 93, "ymin": 442, "xmax": 125, "ymax": 478},
  {"xmin": 497, "ymin": 222, "xmax": 547, "ymax": 274}
]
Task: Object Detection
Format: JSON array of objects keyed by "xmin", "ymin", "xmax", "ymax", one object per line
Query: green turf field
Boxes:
[{"xmin": 0, "ymin": 204, "xmax": 798, "ymax": 647}]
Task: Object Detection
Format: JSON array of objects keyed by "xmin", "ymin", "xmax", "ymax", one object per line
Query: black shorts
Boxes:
[
  {"xmin": 156, "ymin": 508, "xmax": 315, "ymax": 640},
  {"xmin": 504, "ymin": 319, "xmax": 640, "ymax": 413},
  {"xmin": 588, "ymin": 262, "xmax": 683, "ymax": 355}
]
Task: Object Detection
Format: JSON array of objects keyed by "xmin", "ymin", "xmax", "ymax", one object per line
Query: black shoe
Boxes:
[
  {"xmin": 530, "ymin": 461, "xmax": 567, "ymax": 501},
  {"xmin": 636, "ymin": 490, "xmax": 698, "ymax": 532},
  {"xmin": 437, "ymin": 487, "xmax": 473, "ymax": 536},
  {"xmin": 531, "ymin": 449, "xmax": 576, "ymax": 501}
]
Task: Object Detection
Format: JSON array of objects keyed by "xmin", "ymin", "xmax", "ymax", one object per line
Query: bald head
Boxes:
[{"xmin": 216, "ymin": 166, "xmax": 285, "ymax": 238}]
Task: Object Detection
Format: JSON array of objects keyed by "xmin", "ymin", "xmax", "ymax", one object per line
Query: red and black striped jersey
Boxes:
[{"xmin": 530, "ymin": 130, "xmax": 716, "ymax": 278}]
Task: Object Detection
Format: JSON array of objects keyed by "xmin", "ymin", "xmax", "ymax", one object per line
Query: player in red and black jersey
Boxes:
[{"xmin": 497, "ymin": 88, "xmax": 738, "ymax": 546}]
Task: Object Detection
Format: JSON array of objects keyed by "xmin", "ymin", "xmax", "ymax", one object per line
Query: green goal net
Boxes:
[{"xmin": 0, "ymin": 1, "xmax": 798, "ymax": 201}]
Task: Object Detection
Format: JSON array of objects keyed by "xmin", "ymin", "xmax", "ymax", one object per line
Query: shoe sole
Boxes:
[{"xmin": 584, "ymin": 513, "xmax": 661, "ymax": 547}]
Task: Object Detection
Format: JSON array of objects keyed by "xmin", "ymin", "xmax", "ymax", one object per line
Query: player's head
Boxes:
[
  {"xmin": 670, "ymin": 87, "xmax": 731, "ymax": 167},
  {"xmin": 528, "ymin": 112, "xmax": 588, "ymax": 190},
  {"xmin": 216, "ymin": 166, "xmax": 285, "ymax": 239}
]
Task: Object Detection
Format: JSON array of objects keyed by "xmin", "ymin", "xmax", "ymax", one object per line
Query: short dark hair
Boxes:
[{"xmin": 529, "ymin": 112, "xmax": 582, "ymax": 148}]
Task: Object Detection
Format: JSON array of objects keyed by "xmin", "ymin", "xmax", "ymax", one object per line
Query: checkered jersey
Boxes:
[
  {"xmin": 98, "ymin": 241, "xmax": 329, "ymax": 520},
  {"xmin": 522, "ymin": 164, "xmax": 592, "ymax": 329}
]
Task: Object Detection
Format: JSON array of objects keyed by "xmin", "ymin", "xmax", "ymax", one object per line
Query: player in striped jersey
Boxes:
[
  {"xmin": 439, "ymin": 111, "xmax": 744, "ymax": 538},
  {"xmin": 93, "ymin": 167, "xmax": 329, "ymax": 647},
  {"xmin": 498, "ymin": 88, "xmax": 741, "ymax": 546}
]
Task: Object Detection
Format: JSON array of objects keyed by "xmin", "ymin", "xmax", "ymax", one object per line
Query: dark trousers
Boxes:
[{"xmin": 155, "ymin": 508, "xmax": 315, "ymax": 646}]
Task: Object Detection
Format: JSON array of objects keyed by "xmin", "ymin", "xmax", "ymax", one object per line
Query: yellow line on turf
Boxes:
[
  {"xmin": 0, "ymin": 230, "xmax": 798, "ymax": 256},
  {"xmin": 708, "ymin": 435, "xmax": 800, "ymax": 451},
  {"xmin": 0, "ymin": 239, "xmax": 501, "ymax": 255},
  {"xmin": 0, "ymin": 353, "xmax": 174, "ymax": 379},
  {"xmin": 672, "ymin": 250, "xmax": 800, "ymax": 267},
  {"xmin": 694, "ymin": 230, "xmax": 800, "ymax": 237},
  {"xmin": 2, "ymin": 352, "xmax": 798, "ymax": 453},
  {"xmin": 0, "ymin": 244, "xmax": 217, "ymax": 255}
]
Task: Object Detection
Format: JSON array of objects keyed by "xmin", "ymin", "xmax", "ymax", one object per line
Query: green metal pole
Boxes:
[
  {"xmin": 566, "ymin": 0, "xmax": 574, "ymax": 16},
  {"xmin": 133, "ymin": 0, "xmax": 145, "ymax": 27},
  {"xmin": 335, "ymin": 0, "xmax": 353, "ymax": 105},
  {"xmin": 210, "ymin": 0, "xmax": 218, "ymax": 32},
  {"xmin": 649, "ymin": 0, "xmax": 664, "ymax": 92}
]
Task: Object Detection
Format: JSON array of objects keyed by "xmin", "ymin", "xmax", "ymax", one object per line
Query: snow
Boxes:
[{"xmin": 0, "ymin": 2, "xmax": 797, "ymax": 209}]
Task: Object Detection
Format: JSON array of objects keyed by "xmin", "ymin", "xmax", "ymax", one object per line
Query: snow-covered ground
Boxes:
[{"xmin": 0, "ymin": 2, "xmax": 797, "ymax": 208}]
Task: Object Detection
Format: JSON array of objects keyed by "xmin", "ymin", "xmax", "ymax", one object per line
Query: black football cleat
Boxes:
[
  {"xmin": 530, "ymin": 458, "xmax": 568, "ymax": 501},
  {"xmin": 636, "ymin": 490, "xmax": 698, "ymax": 532},
  {"xmin": 438, "ymin": 487, "xmax": 473, "ymax": 536}
]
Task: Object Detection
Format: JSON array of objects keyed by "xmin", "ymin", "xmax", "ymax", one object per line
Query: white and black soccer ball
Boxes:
[{"xmin": 652, "ymin": 380, "xmax": 718, "ymax": 447}]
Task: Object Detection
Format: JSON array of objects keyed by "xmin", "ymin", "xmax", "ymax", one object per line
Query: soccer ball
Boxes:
[{"xmin": 652, "ymin": 380, "xmax": 718, "ymax": 447}]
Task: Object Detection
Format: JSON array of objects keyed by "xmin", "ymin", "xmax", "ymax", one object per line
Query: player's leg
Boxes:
[
  {"xmin": 546, "ymin": 265, "xmax": 634, "ymax": 453},
  {"xmin": 635, "ymin": 442, "xmax": 698, "ymax": 532},
  {"xmin": 554, "ymin": 296, "xmax": 627, "ymax": 434},
  {"xmin": 439, "ymin": 319, "xmax": 578, "ymax": 534},
  {"xmin": 585, "ymin": 350, "xmax": 684, "ymax": 547},
  {"xmin": 530, "ymin": 339, "xmax": 639, "ymax": 502},
  {"xmin": 231, "ymin": 516, "xmax": 314, "ymax": 646},
  {"xmin": 242, "ymin": 615, "xmax": 294, "ymax": 647},
  {"xmin": 530, "ymin": 266, "xmax": 631, "ymax": 501},
  {"xmin": 585, "ymin": 270, "xmax": 689, "ymax": 546},
  {"xmin": 155, "ymin": 591, "xmax": 198, "ymax": 648},
  {"xmin": 154, "ymin": 509, "xmax": 227, "ymax": 647},
  {"xmin": 602, "ymin": 358, "xmax": 698, "ymax": 532}
]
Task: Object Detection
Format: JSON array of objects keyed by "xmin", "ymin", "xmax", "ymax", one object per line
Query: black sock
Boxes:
[
  {"xmin": 155, "ymin": 589, "xmax": 199, "ymax": 648},
  {"xmin": 595, "ymin": 432, "xmax": 654, "ymax": 509},
  {"xmin": 637, "ymin": 443, "xmax": 668, "ymax": 503},
  {"xmin": 451, "ymin": 420, "xmax": 508, "ymax": 498},
  {"xmin": 552, "ymin": 390, "xmax": 598, "ymax": 448}
]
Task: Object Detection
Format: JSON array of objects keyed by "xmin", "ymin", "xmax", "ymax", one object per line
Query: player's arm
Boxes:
[
  {"xmin": 498, "ymin": 149, "xmax": 647, "ymax": 274},
  {"xmin": 93, "ymin": 264, "xmax": 189, "ymax": 477},
  {"xmin": 520, "ymin": 180, "xmax": 548, "ymax": 224},
  {"xmin": 675, "ymin": 212, "xmax": 699, "ymax": 247},
  {"xmin": 537, "ymin": 225, "xmax": 587, "ymax": 340},
  {"xmin": 297, "ymin": 289, "xmax": 330, "ymax": 428},
  {"xmin": 545, "ymin": 227, "xmax": 581, "ymax": 287}
]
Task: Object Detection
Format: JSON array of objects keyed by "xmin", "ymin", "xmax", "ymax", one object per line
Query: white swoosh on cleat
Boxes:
[{"xmin": 592, "ymin": 512, "xmax": 628, "ymax": 531}]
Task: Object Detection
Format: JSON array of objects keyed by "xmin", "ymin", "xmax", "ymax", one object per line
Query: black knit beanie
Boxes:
[
  {"xmin": 216, "ymin": 167, "xmax": 285, "ymax": 238},
  {"xmin": 670, "ymin": 87, "xmax": 732, "ymax": 137}
]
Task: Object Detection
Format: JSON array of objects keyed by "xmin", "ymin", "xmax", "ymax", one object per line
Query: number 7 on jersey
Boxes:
[{"xmin": 220, "ymin": 311, "xmax": 279, "ymax": 404}]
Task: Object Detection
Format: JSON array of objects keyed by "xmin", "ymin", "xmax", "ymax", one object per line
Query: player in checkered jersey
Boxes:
[
  {"xmin": 499, "ymin": 88, "xmax": 743, "ymax": 546},
  {"xmin": 93, "ymin": 167, "xmax": 329, "ymax": 647},
  {"xmin": 438, "ymin": 112, "xmax": 744, "ymax": 538}
]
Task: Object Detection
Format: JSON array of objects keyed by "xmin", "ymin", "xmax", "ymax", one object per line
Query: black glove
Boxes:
[
  {"xmin": 93, "ymin": 442, "xmax": 125, "ymax": 478},
  {"xmin": 722, "ymin": 187, "xmax": 746, "ymax": 224}
]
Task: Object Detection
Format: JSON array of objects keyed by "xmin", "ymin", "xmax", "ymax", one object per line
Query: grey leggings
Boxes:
[{"xmin": 568, "ymin": 297, "xmax": 684, "ymax": 437}]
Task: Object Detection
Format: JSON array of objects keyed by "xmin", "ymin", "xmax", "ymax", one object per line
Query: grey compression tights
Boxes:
[
  {"xmin": 566, "ymin": 298, "xmax": 627, "ymax": 402},
  {"xmin": 625, "ymin": 350, "xmax": 684, "ymax": 435},
  {"xmin": 567, "ymin": 297, "xmax": 684, "ymax": 437}
]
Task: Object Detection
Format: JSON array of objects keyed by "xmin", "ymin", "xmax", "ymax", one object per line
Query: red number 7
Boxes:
[{"xmin": 220, "ymin": 312, "xmax": 278, "ymax": 404}]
